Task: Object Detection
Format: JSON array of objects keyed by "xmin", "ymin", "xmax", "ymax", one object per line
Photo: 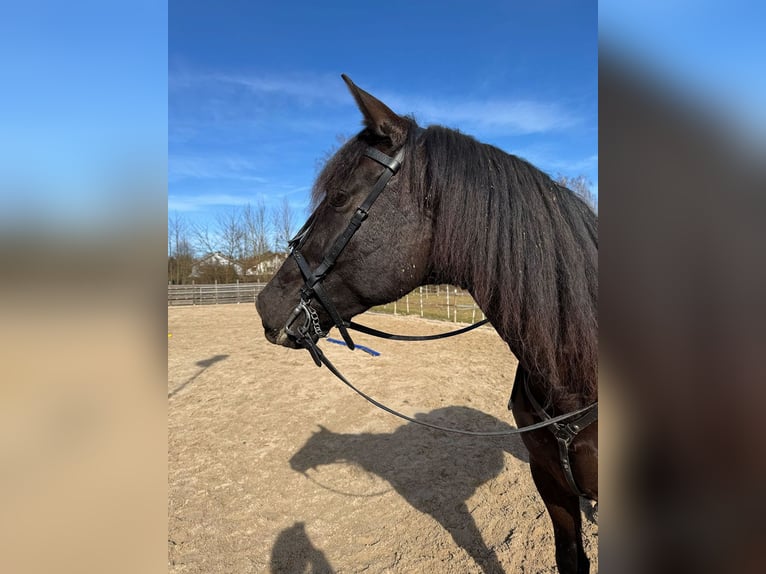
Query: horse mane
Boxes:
[
  {"xmin": 313, "ymin": 122, "xmax": 598, "ymax": 404},
  {"xmin": 412, "ymin": 125, "xmax": 598, "ymax": 403}
]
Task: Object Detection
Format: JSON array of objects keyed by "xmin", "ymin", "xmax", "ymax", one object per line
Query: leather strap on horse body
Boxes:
[
  {"xmin": 345, "ymin": 317, "xmax": 489, "ymax": 341},
  {"xmin": 524, "ymin": 379, "xmax": 598, "ymax": 497},
  {"xmin": 292, "ymin": 250, "xmax": 355, "ymax": 348}
]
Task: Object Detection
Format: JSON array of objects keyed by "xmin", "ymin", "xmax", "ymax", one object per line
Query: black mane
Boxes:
[{"xmin": 416, "ymin": 126, "xmax": 598, "ymax": 402}]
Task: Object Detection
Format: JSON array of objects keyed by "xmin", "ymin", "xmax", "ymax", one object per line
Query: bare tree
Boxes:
[
  {"xmin": 215, "ymin": 208, "xmax": 245, "ymax": 260},
  {"xmin": 242, "ymin": 200, "xmax": 271, "ymax": 259},
  {"xmin": 189, "ymin": 208, "xmax": 247, "ymax": 259},
  {"xmin": 168, "ymin": 212, "xmax": 194, "ymax": 284},
  {"xmin": 183, "ymin": 201, "xmax": 283, "ymax": 284},
  {"xmin": 190, "ymin": 220, "xmax": 216, "ymax": 258},
  {"xmin": 187, "ymin": 211, "xmax": 244, "ymax": 284},
  {"xmin": 190, "ymin": 212, "xmax": 242, "ymax": 284},
  {"xmin": 555, "ymin": 173, "xmax": 598, "ymax": 212},
  {"xmin": 272, "ymin": 198, "xmax": 295, "ymax": 253}
]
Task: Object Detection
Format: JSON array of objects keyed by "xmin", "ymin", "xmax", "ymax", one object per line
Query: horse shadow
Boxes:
[
  {"xmin": 289, "ymin": 406, "xmax": 529, "ymax": 574},
  {"xmin": 270, "ymin": 521, "xmax": 334, "ymax": 573}
]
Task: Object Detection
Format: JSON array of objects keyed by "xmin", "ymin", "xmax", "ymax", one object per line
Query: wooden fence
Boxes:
[
  {"xmin": 168, "ymin": 283, "xmax": 485, "ymax": 324},
  {"xmin": 168, "ymin": 282, "xmax": 266, "ymax": 306}
]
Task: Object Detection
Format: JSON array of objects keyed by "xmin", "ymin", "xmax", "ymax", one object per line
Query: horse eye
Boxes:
[{"xmin": 329, "ymin": 190, "xmax": 350, "ymax": 208}]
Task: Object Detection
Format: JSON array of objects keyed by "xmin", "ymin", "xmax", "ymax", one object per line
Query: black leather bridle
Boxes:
[{"xmin": 285, "ymin": 145, "xmax": 408, "ymax": 363}]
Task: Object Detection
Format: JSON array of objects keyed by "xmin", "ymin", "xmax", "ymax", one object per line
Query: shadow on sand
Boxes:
[
  {"xmin": 288, "ymin": 406, "xmax": 529, "ymax": 574},
  {"xmin": 270, "ymin": 521, "xmax": 334, "ymax": 573},
  {"xmin": 168, "ymin": 354, "xmax": 229, "ymax": 398}
]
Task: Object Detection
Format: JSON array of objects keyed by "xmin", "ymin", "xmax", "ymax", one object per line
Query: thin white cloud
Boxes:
[
  {"xmin": 546, "ymin": 153, "xmax": 599, "ymax": 173},
  {"xmin": 169, "ymin": 155, "xmax": 267, "ymax": 183},
  {"xmin": 509, "ymin": 145, "xmax": 598, "ymax": 175},
  {"xmin": 170, "ymin": 70, "xmax": 348, "ymax": 106},
  {"xmin": 168, "ymin": 193, "xmax": 256, "ymax": 212},
  {"xmin": 214, "ymin": 72, "xmax": 348, "ymax": 105},
  {"xmin": 401, "ymin": 98, "xmax": 583, "ymax": 134},
  {"xmin": 169, "ymin": 186, "xmax": 311, "ymax": 212}
]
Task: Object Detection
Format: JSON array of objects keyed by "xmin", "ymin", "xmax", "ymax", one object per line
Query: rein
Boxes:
[
  {"xmin": 346, "ymin": 317, "xmax": 489, "ymax": 341},
  {"xmin": 300, "ymin": 333, "xmax": 598, "ymax": 437},
  {"xmin": 284, "ymin": 140, "xmax": 598, "ymax": 440}
]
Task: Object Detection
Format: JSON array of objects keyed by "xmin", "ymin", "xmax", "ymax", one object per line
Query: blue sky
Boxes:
[
  {"xmin": 3, "ymin": 0, "xmax": 763, "ymax": 245},
  {"xmin": 169, "ymin": 0, "xmax": 598, "ymax": 237},
  {"xmin": 1, "ymin": 1, "xmax": 166, "ymax": 231}
]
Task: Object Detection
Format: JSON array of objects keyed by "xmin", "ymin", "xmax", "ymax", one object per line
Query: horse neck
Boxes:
[{"xmin": 425, "ymin": 157, "xmax": 598, "ymax": 405}]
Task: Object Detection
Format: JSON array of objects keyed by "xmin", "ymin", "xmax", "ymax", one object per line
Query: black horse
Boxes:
[{"xmin": 257, "ymin": 76, "xmax": 598, "ymax": 573}]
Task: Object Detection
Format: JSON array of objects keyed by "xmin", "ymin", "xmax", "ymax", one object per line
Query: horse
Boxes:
[{"xmin": 256, "ymin": 75, "xmax": 598, "ymax": 573}]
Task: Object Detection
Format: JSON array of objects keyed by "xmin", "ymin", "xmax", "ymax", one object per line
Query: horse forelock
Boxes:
[{"xmin": 311, "ymin": 119, "xmax": 420, "ymax": 210}]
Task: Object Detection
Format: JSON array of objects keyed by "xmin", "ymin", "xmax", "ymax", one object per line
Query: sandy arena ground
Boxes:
[{"xmin": 168, "ymin": 304, "xmax": 597, "ymax": 573}]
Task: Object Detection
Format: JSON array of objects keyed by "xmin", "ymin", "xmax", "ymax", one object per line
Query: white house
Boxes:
[
  {"xmin": 190, "ymin": 252, "xmax": 244, "ymax": 278},
  {"xmin": 246, "ymin": 253, "xmax": 287, "ymax": 276}
]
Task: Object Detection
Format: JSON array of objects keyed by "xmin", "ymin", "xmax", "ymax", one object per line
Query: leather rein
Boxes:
[{"xmin": 283, "ymin": 140, "xmax": 598, "ymax": 449}]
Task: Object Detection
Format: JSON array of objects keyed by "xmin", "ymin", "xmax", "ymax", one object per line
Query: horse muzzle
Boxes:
[
  {"xmin": 261, "ymin": 299, "xmax": 326, "ymax": 351},
  {"xmin": 263, "ymin": 326, "xmax": 302, "ymax": 348}
]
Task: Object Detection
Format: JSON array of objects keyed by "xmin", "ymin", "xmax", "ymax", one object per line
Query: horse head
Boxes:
[
  {"xmin": 256, "ymin": 75, "xmax": 433, "ymax": 348},
  {"xmin": 288, "ymin": 424, "xmax": 361, "ymax": 474}
]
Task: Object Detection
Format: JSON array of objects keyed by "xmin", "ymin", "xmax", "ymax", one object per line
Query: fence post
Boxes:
[
  {"xmin": 454, "ymin": 289, "xmax": 458, "ymax": 322},
  {"xmin": 419, "ymin": 286, "xmax": 424, "ymax": 317},
  {"xmin": 446, "ymin": 286, "xmax": 450, "ymax": 320}
]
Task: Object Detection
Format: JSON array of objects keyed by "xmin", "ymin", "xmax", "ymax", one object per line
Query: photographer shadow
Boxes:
[{"xmin": 270, "ymin": 521, "xmax": 334, "ymax": 574}]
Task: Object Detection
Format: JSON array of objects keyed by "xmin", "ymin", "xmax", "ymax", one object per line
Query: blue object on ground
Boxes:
[{"xmin": 326, "ymin": 337, "xmax": 380, "ymax": 357}]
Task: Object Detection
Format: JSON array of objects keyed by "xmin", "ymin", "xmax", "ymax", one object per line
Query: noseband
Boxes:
[{"xmin": 285, "ymin": 145, "xmax": 406, "ymax": 363}]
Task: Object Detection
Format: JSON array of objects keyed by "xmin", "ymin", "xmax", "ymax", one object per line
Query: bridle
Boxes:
[
  {"xmin": 285, "ymin": 144, "xmax": 406, "ymax": 364},
  {"xmin": 281, "ymin": 135, "xmax": 598, "ymax": 495}
]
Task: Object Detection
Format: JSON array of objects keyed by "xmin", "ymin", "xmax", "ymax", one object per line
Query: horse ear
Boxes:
[{"xmin": 342, "ymin": 74, "xmax": 408, "ymax": 146}]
